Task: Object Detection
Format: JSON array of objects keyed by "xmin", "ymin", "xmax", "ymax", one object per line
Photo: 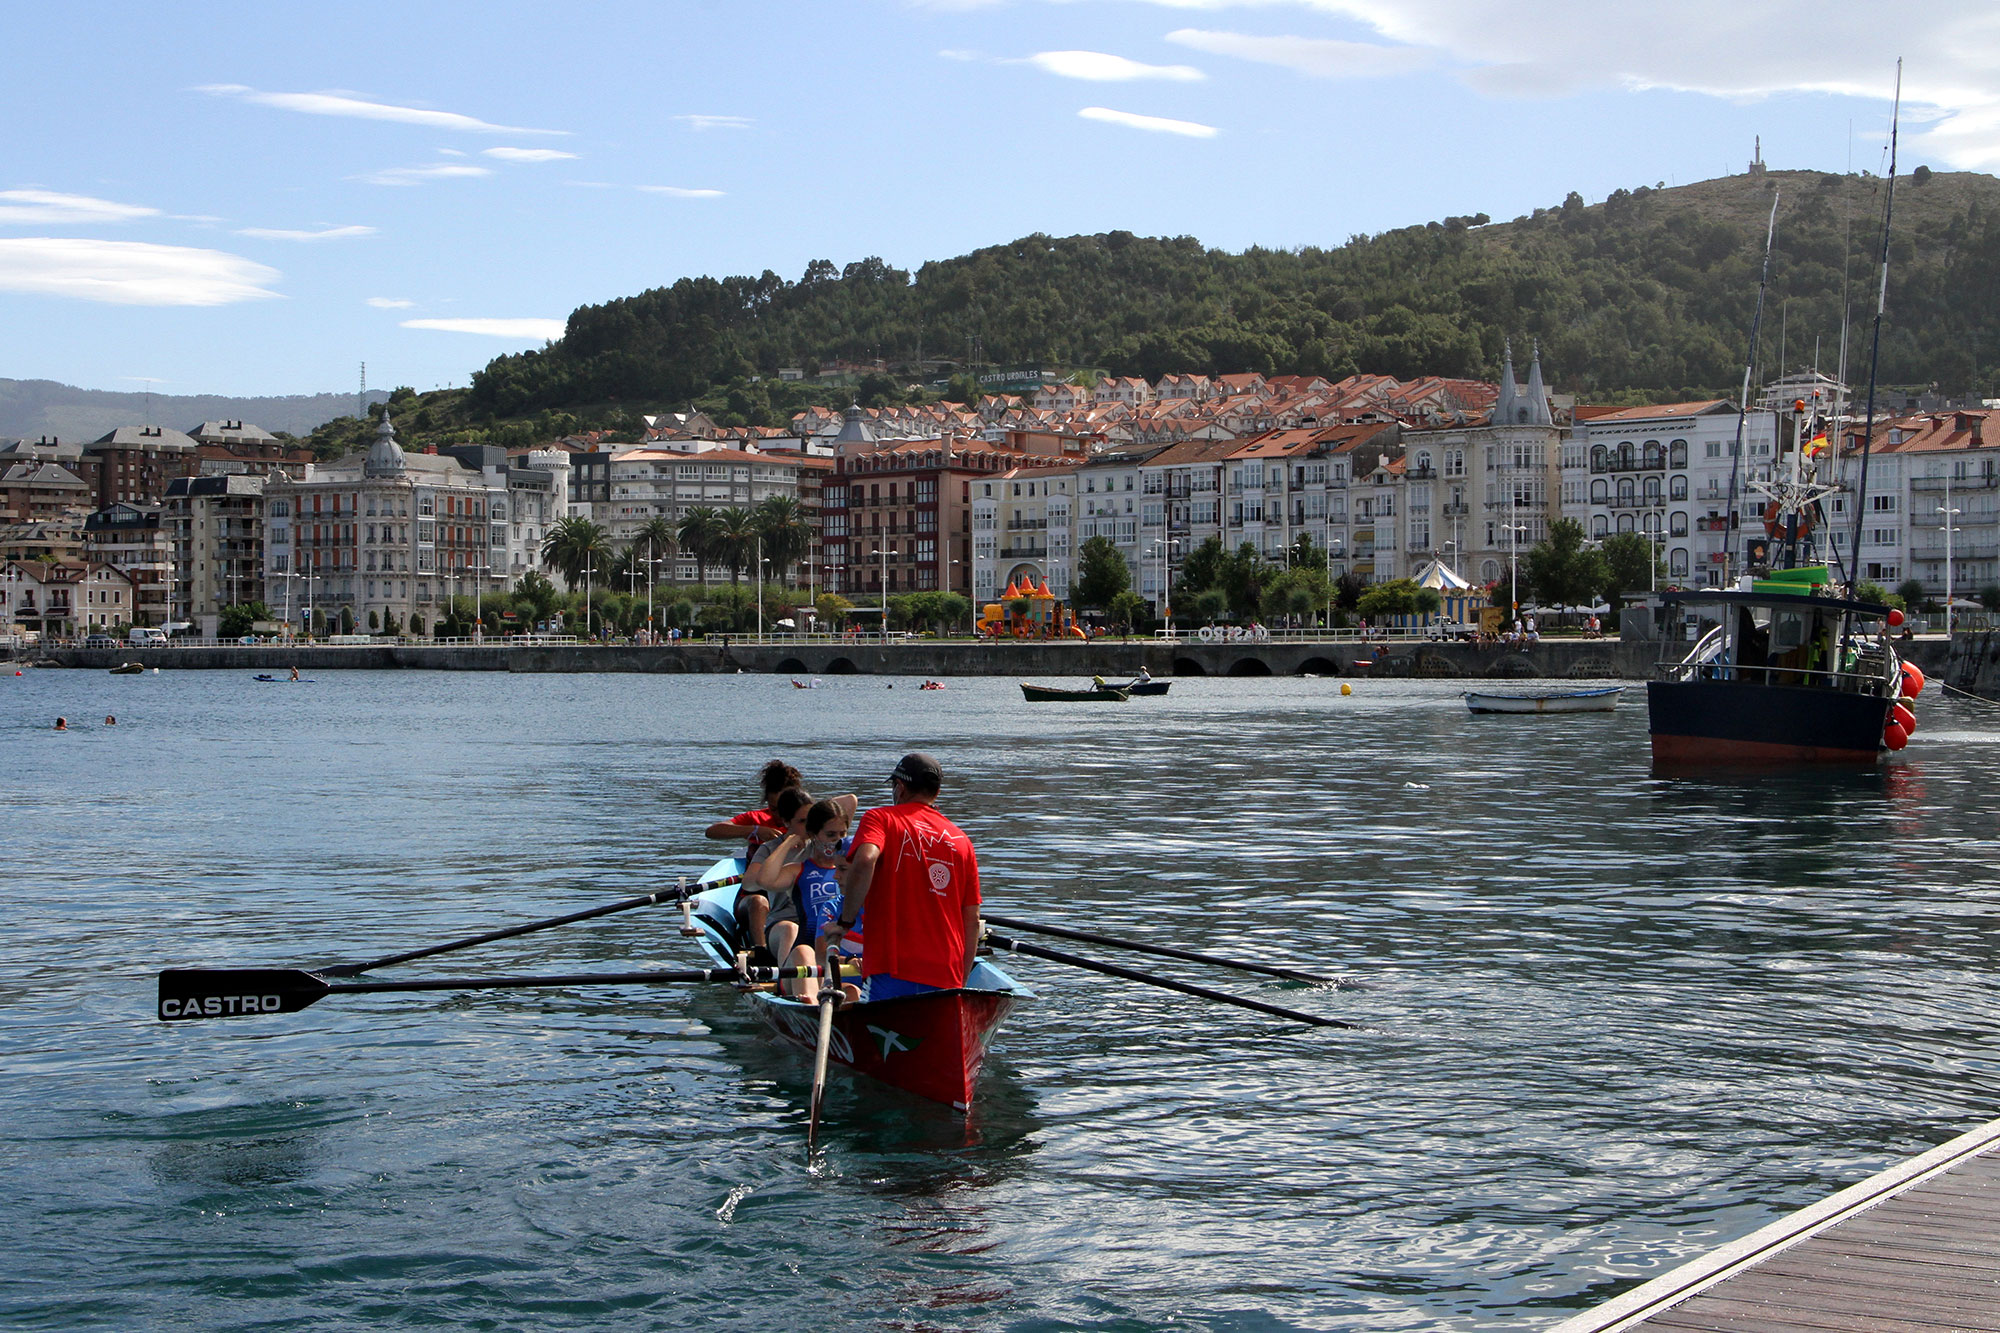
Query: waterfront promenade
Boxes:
[{"xmin": 34, "ymin": 634, "xmax": 1658, "ymax": 678}]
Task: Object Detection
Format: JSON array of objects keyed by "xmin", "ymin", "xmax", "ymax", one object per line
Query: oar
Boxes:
[
  {"xmin": 315, "ymin": 875, "xmax": 743, "ymax": 978},
  {"xmin": 984, "ymin": 933, "xmax": 1361, "ymax": 1031},
  {"xmin": 808, "ymin": 987, "xmax": 837, "ymax": 1150},
  {"xmin": 982, "ymin": 913, "xmax": 1335, "ymax": 985},
  {"xmin": 158, "ymin": 961, "xmax": 824, "ymax": 1022}
]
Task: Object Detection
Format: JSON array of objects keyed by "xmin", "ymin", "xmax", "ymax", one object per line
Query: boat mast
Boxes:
[
  {"xmin": 1724, "ymin": 192, "xmax": 1782, "ymax": 587},
  {"xmin": 1847, "ymin": 60, "xmax": 1902, "ymax": 598}
]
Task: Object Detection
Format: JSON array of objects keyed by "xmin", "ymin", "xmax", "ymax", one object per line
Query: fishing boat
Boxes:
[
  {"xmin": 1465, "ymin": 686, "xmax": 1623, "ymax": 714},
  {"xmin": 1648, "ymin": 81, "xmax": 1919, "ymax": 768},
  {"xmin": 686, "ymin": 858, "xmax": 1027, "ymax": 1110},
  {"xmin": 1021, "ymin": 683, "xmax": 1129, "ymax": 702}
]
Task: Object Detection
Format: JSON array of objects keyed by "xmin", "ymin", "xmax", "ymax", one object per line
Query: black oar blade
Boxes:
[{"xmin": 158, "ymin": 968, "xmax": 330, "ymax": 1022}]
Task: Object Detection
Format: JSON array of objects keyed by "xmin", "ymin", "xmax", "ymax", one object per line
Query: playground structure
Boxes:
[{"xmin": 978, "ymin": 579, "xmax": 1088, "ymax": 640}]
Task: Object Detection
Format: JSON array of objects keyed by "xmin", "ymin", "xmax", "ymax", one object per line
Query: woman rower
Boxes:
[
  {"xmin": 758, "ymin": 795, "xmax": 862, "ymax": 1003},
  {"xmin": 704, "ymin": 760, "xmax": 805, "ymax": 957}
]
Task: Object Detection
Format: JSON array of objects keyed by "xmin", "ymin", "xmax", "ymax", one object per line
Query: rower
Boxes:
[
  {"xmin": 704, "ymin": 760, "xmax": 806, "ymax": 957},
  {"xmin": 757, "ymin": 795, "xmax": 862, "ymax": 1003}
]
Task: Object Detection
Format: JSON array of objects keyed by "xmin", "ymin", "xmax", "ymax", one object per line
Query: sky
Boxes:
[{"xmin": 4, "ymin": 0, "xmax": 1995, "ymax": 401}]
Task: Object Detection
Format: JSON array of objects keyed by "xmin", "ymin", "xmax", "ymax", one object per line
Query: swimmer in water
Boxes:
[
  {"xmin": 54, "ymin": 717, "xmax": 68, "ymax": 731},
  {"xmin": 104, "ymin": 715, "xmax": 116, "ymax": 726}
]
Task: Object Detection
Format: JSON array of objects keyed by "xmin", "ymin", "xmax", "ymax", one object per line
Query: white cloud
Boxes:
[
  {"xmin": 1132, "ymin": 1, "xmax": 2000, "ymax": 166},
  {"xmin": 367, "ymin": 296, "xmax": 415, "ymax": 308},
  {"xmin": 0, "ymin": 189, "xmax": 160, "ymax": 225},
  {"xmin": 402, "ymin": 317, "xmax": 566, "ymax": 339},
  {"xmin": 672, "ymin": 114, "xmax": 752, "ymax": 131},
  {"xmin": 236, "ymin": 224, "xmax": 377, "ymax": 241},
  {"xmin": 482, "ymin": 146, "xmax": 579, "ymax": 162},
  {"xmin": 1078, "ymin": 106, "xmax": 1220, "ymax": 138},
  {"xmin": 639, "ymin": 185, "xmax": 726, "ymax": 198},
  {"xmin": 357, "ymin": 163, "xmax": 494, "ymax": 186},
  {"xmin": 939, "ymin": 49, "xmax": 981, "ymax": 62},
  {"xmin": 1028, "ymin": 50, "xmax": 1206, "ymax": 81},
  {"xmin": 1164, "ymin": 28, "xmax": 1431, "ymax": 78},
  {"xmin": 197, "ymin": 84, "xmax": 566, "ymax": 135},
  {"xmin": 0, "ymin": 238, "xmax": 281, "ymax": 306}
]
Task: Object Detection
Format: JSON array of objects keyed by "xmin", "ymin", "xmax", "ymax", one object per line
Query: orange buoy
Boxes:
[
  {"xmin": 1883, "ymin": 722, "xmax": 1909, "ymax": 751},
  {"xmin": 1900, "ymin": 662, "xmax": 1926, "ymax": 698},
  {"xmin": 1891, "ymin": 702, "xmax": 1917, "ymax": 735},
  {"xmin": 1886, "ymin": 608, "xmax": 1905, "ymax": 628}
]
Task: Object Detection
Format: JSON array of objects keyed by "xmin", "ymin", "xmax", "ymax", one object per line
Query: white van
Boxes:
[{"xmin": 128, "ymin": 627, "xmax": 169, "ymax": 646}]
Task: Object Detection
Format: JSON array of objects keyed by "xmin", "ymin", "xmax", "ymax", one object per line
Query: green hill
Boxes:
[{"xmin": 340, "ymin": 168, "xmax": 2000, "ymax": 451}]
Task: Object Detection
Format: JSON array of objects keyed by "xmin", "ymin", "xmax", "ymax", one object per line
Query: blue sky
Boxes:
[{"xmin": 3, "ymin": 1, "xmax": 1991, "ymax": 400}]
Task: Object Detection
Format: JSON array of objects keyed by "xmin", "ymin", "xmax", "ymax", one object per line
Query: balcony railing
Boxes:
[
  {"xmin": 1604, "ymin": 498, "xmax": 1667, "ymax": 510},
  {"xmin": 1589, "ymin": 458, "xmax": 1672, "ymax": 474},
  {"xmin": 1912, "ymin": 476, "xmax": 2000, "ymax": 492}
]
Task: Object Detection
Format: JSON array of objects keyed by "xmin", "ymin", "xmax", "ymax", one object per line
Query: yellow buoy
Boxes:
[{"xmin": 1341, "ymin": 682, "xmax": 1353, "ymax": 696}]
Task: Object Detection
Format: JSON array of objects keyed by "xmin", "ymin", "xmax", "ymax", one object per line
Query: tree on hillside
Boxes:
[
  {"xmin": 1523, "ymin": 518, "xmax": 1609, "ymax": 613},
  {"xmin": 540, "ymin": 516, "xmax": 611, "ymax": 592},
  {"xmin": 1073, "ymin": 536, "xmax": 1130, "ymax": 610}
]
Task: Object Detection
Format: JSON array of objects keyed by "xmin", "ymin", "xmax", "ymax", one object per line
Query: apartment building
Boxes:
[
  {"xmin": 606, "ymin": 443, "xmax": 804, "ymax": 582},
  {"xmin": 1863, "ymin": 410, "xmax": 2000, "ymax": 599},
  {"xmin": 84, "ymin": 502, "xmax": 171, "ymax": 626},
  {"xmin": 0, "ymin": 559, "xmax": 134, "ymax": 638},
  {"xmin": 164, "ymin": 475, "xmax": 265, "ymax": 625},
  {"xmin": 970, "ymin": 465, "xmax": 1079, "ymax": 602}
]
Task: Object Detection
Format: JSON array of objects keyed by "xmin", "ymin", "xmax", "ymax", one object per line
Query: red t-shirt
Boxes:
[
  {"xmin": 851, "ymin": 801, "xmax": 981, "ymax": 989},
  {"xmin": 728, "ymin": 808, "xmax": 782, "ymax": 856}
]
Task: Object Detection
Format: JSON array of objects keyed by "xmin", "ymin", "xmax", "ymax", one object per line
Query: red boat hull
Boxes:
[{"xmin": 750, "ymin": 988, "xmax": 1017, "ymax": 1110}]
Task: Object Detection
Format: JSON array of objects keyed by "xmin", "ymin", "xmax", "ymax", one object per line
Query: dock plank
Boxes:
[{"xmin": 1547, "ymin": 1117, "xmax": 2000, "ymax": 1333}]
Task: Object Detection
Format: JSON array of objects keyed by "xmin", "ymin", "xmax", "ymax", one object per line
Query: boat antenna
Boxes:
[
  {"xmin": 1724, "ymin": 190, "xmax": 1781, "ymax": 586},
  {"xmin": 1847, "ymin": 59, "xmax": 1902, "ymax": 601}
]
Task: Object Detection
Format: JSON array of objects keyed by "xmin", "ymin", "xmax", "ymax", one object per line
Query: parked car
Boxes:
[
  {"xmin": 84, "ymin": 634, "xmax": 119, "ymax": 649},
  {"xmin": 128, "ymin": 627, "xmax": 169, "ymax": 645}
]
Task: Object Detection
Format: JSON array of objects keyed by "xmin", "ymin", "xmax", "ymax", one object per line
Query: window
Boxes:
[
  {"xmin": 1670, "ymin": 476, "xmax": 1688, "ymax": 501},
  {"xmin": 1670, "ymin": 511, "xmax": 1689, "ymax": 537},
  {"xmin": 1670, "ymin": 440, "xmax": 1688, "ymax": 468},
  {"xmin": 1591, "ymin": 479, "xmax": 1609, "ymax": 503},
  {"xmin": 1591, "ymin": 515, "xmax": 1609, "ymax": 538},
  {"xmin": 1670, "ymin": 548, "xmax": 1690, "ymax": 576}
]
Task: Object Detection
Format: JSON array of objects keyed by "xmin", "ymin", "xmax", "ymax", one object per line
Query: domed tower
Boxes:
[{"xmin": 363, "ymin": 412, "xmax": 407, "ymax": 477}]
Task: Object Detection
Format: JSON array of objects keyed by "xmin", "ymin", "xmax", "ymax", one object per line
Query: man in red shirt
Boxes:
[{"xmin": 819, "ymin": 753, "xmax": 979, "ymax": 1000}]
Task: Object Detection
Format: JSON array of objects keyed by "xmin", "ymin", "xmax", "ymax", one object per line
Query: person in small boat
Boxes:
[
  {"xmin": 705, "ymin": 760, "xmax": 806, "ymax": 955},
  {"xmin": 289, "ymin": 665, "xmax": 299, "ymax": 681},
  {"xmin": 758, "ymin": 795, "xmax": 863, "ymax": 1003},
  {"xmin": 820, "ymin": 753, "xmax": 981, "ymax": 1002}
]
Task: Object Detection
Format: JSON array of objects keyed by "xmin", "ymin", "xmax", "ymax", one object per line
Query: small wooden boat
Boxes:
[
  {"xmin": 1465, "ymin": 686, "xmax": 1624, "ymax": 714},
  {"xmin": 108, "ymin": 662, "xmax": 146, "ymax": 675},
  {"xmin": 688, "ymin": 858, "xmax": 1027, "ymax": 1110},
  {"xmin": 1021, "ymin": 683, "xmax": 1130, "ymax": 702},
  {"xmin": 1115, "ymin": 678, "xmax": 1170, "ymax": 696}
]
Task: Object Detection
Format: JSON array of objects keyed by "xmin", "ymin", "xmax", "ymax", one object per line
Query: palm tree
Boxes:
[
  {"xmin": 754, "ymin": 495, "xmax": 811, "ymax": 587},
  {"xmin": 714, "ymin": 506, "xmax": 759, "ymax": 585},
  {"xmin": 677, "ymin": 507, "xmax": 721, "ymax": 588},
  {"xmin": 540, "ymin": 516, "xmax": 610, "ymax": 592},
  {"xmin": 633, "ymin": 516, "xmax": 678, "ymax": 587}
]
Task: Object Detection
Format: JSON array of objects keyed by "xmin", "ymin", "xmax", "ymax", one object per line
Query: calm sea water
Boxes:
[{"xmin": 4, "ymin": 665, "xmax": 1999, "ymax": 1332}]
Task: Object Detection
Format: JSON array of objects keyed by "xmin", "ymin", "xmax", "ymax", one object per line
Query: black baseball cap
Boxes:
[{"xmin": 890, "ymin": 752, "xmax": 943, "ymax": 788}]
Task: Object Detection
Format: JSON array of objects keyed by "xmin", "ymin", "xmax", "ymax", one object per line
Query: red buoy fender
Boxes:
[
  {"xmin": 1900, "ymin": 662, "xmax": 1926, "ymax": 698},
  {"xmin": 1763, "ymin": 501, "xmax": 1817, "ymax": 539},
  {"xmin": 1891, "ymin": 703, "xmax": 1917, "ymax": 735},
  {"xmin": 1886, "ymin": 608, "xmax": 1905, "ymax": 628},
  {"xmin": 1884, "ymin": 722, "xmax": 1910, "ymax": 751}
]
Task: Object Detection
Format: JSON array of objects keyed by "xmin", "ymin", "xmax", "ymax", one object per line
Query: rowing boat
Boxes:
[
  {"xmin": 1116, "ymin": 678, "xmax": 1171, "ymax": 696},
  {"xmin": 687, "ymin": 858, "xmax": 1028, "ymax": 1111},
  {"xmin": 1464, "ymin": 686, "xmax": 1624, "ymax": 714},
  {"xmin": 1021, "ymin": 683, "xmax": 1129, "ymax": 702}
]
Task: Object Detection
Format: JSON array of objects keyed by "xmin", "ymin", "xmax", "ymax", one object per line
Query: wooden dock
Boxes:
[{"xmin": 1550, "ymin": 1116, "xmax": 2000, "ymax": 1333}]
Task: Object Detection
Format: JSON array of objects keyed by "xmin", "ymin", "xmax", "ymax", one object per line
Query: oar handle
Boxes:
[
  {"xmin": 982, "ymin": 913, "xmax": 1334, "ymax": 985},
  {"xmin": 986, "ymin": 934, "xmax": 1360, "ymax": 1031}
]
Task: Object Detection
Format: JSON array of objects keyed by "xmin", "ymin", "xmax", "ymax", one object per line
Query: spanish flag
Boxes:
[{"xmin": 1804, "ymin": 432, "xmax": 1828, "ymax": 456}]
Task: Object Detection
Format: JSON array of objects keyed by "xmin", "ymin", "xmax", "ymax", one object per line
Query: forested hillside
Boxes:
[{"xmin": 426, "ymin": 169, "xmax": 2000, "ymax": 443}]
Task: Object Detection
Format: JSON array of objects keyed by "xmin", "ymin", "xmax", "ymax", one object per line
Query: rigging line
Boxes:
[
  {"xmin": 1941, "ymin": 679, "xmax": 2000, "ymax": 709},
  {"xmin": 1848, "ymin": 60, "xmax": 1902, "ymax": 618},
  {"xmin": 1724, "ymin": 191, "xmax": 1781, "ymax": 582}
]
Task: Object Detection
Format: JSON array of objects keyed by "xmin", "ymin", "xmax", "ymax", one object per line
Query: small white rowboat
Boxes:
[{"xmin": 1464, "ymin": 686, "xmax": 1625, "ymax": 714}]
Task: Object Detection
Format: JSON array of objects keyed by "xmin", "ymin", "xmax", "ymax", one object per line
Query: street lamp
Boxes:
[
  {"xmin": 1939, "ymin": 473, "xmax": 1962, "ymax": 638},
  {"xmin": 869, "ymin": 545, "xmax": 890, "ymax": 641},
  {"xmin": 1503, "ymin": 513, "xmax": 1530, "ymax": 622},
  {"xmin": 1146, "ymin": 538, "xmax": 1179, "ymax": 634}
]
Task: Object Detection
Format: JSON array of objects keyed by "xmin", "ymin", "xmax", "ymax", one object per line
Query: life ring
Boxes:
[
  {"xmin": 1763, "ymin": 501, "xmax": 1816, "ymax": 539},
  {"xmin": 1197, "ymin": 625, "xmax": 1218, "ymax": 644}
]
